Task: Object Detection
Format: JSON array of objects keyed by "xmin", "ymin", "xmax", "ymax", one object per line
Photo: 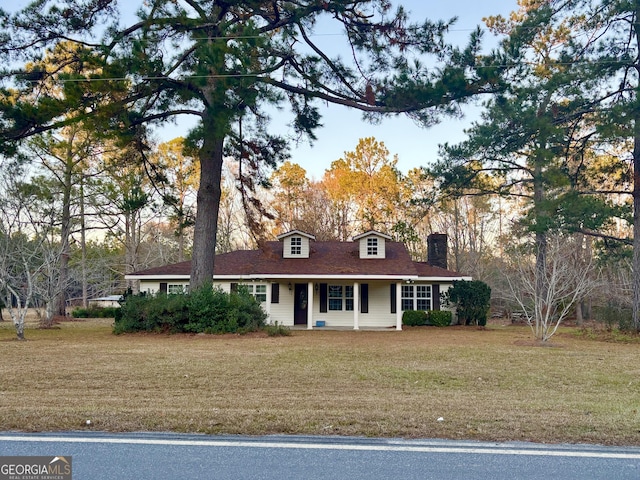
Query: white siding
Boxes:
[
  {"xmin": 313, "ymin": 281, "xmax": 396, "ymax": 328},
  {"xmin": 268, "ymin": 282, "xmax": 296, "ymax": 326},
  {"xmin": 137, "ymin": 279, "xmax": 452, "ymax": 329},
  {"xmin": 358, "ymin": 281, "xmax": 396, "ymax": 327},
  {"xmin": 138, "ymin": 280, "xmax": 190, "ymax": 295}
]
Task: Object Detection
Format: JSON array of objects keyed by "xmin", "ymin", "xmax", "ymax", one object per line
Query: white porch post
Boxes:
[
  {"xmin": 307, "ymin": 282, "xmax": 314, "ymax": 330},
  {"xmin": 264, "ymin": 283, "xmax": 272, "ymax": 324},
  {"xmin": 353, "ymin": 282, "xmax": 359, "ymax": 330},
  {"xmin": 396, "ymin": 282, "xmax": 403, "ymax": 331}
]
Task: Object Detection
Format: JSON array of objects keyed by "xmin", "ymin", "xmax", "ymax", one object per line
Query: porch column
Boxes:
[
  {"xmin": 396, "ymin": 282, "xmax": 403, "ymax": 331},
  {"xmin": 264, "ymin": 283, "xmax": 272, "ymax": 324},
  {"xmin": 307, "ymin": 281, "xmax": 314, "ymax": 330},
  {"xmin": 353, "ymin": 282, "xmax": 359, "ymax": 330}
]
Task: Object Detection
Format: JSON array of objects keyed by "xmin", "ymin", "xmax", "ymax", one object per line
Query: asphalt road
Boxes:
[{"xmin": 1, "ymin": 432, "xmax": 639, "ymax": 479}]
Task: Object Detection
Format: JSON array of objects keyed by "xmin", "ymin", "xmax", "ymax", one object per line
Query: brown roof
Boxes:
[
  {"xmin": 129, "ymin": 241, "xmax": 467, "ymax": 279},
  {"xmin": 413, "ymin": 262, "xmax": 466, "ymax": 278}
]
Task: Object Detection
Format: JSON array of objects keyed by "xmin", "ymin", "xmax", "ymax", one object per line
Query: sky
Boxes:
[
  {"xmin": 3, "ymin": 0, "xmax": 520, "ymax": 179},
  {"xmin": 277, "ymin": 1, "xmax": 521, "ymax": 179}
]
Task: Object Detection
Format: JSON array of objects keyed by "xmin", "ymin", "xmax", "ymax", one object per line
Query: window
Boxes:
[
  {"xmin": 290, "ymin": 236, "xmax": 302, "ymax": 255},
  {"xmin": 416, "ymin": 285, "xmax": 431, "ymax": 311},
  {"xmin": 168, "ymin": 284, "xmax": 188, "ymax": 294},
  {"xmin": 401, "ymin": 285, "xmax": 414, "ymax": 311},
  {"xmin": 367, "ymin": 237, "xmax": 378, "ymax": 256},
  {"xmin": 328, "ymin": 285, "xmax": 354, "ymax": 311},
  {"xmin": 328, "ymin": 285, "xmax": 343, "ymax": 310},
  {"xmin": 242, "ymin": 284, "xmax": 267, "ymax": 303},
  {"xmin": 401, "ymin": 284, "xmax": 432, "ymax": 311},
  {"xmin": 253, "ymin": 285, "xmax": 267, "ymax": 303},
  {"xmin": 345, "ymin": 286, "xmax": 354, "ymax": 311}
]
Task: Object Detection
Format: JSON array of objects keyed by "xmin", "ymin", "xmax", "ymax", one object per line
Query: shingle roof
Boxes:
[
  {"xmin": 413, "ymin": 262, "xmax": 467, "ymax": 278},
  {"xmin": 128, "ymin": 241, "xmax": 467, "ymax": 279}
]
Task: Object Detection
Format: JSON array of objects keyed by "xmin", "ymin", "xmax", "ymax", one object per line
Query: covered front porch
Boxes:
[{"xmin": 265, "ymin": 279, "xmax": 417, "ymax": 331}]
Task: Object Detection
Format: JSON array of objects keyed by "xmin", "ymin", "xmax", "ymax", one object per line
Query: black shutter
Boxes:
[
  {"xmin": 271, "ymin": 283, "xmax": 280, "ymax": 304},
  {"xmin": 230, "ymin": 282, "xmax": 238, "ymax": 293},
  {"xmin": 159, "ymin": 282, "xmax": 167, "ymax": 294},
  {"xmin": 319, "ymin": 283, "xmax": 328, "ymax": 313},
  {"xmin": 390, "ymin": 283, "xmax": 396, "ymax": 313},
  {"xmin": 432, "ymin": 284, "xmax": 440, "ymax": 310},
  {"xmin": 361, "ymin": 284, "xmax": 369, "ymax": 313}
]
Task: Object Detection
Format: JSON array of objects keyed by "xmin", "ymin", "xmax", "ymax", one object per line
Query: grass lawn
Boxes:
[{"xmin": 1, "ymin": 314, "xmax": 639, "ymax": 446}]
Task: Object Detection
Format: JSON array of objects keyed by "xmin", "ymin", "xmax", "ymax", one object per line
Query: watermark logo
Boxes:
[{"xmin": 0, "ymin": 456, "xmax": 72, "ymax": 480}]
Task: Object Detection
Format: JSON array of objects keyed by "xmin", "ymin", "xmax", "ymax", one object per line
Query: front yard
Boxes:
[{"xmin": 0, "ymin": 315, "xmax": 638, "ymax": 445}]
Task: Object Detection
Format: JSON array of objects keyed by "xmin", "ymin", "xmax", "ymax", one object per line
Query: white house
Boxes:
[{"xmin": 124, "ymin": 231, "xmax": 471, "ymax": 330}]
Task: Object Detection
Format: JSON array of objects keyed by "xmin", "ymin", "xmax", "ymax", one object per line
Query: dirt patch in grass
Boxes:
[{"xmin": 0, "ymin": 315, "xmax": 639, "ymax": 446}]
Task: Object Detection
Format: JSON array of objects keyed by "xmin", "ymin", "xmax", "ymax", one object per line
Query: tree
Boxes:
[
  {"xmin": 270, "ymin": 161, "xmax": 310, "ymax": 232},
  {"xmin": 341, "ymin": 137, "xmax": 403, "ymax": 232},
  {"xmin": 27, "ymin": 125, "xmax": 101, "ymax": 317},
  {"xmin": 504, "ymin": 234, "xmax": 601, "ymax": 341},
  {"xmin": 559, "ymin": 0, "xmax": 640, "ymax": 331},
  {"xmin": 479, "ymin": 0, "xmax": 640, "ymax": 331},
  {"xmin": 322, "ymin": 158, "xmax": 359, "ymax": 241},
  {"xmin": 216, "ymin": 160, "xmax": 254, "ymax": 253},
  {"xmin": 0, "ymin": 167, "xmax": 70, "ymax": 337},
  {"xmin": 151, "ymin": 137, "xmax": 199, "ymax": 262},
  {"xmin": 1, "ymin": 0, "xmax": 503, "ymax": 289},
  {"xmin": 322, "ymin": 137, "xmax": 404, "ymax": 235},
  {"xmin": 432, "ymin": 1, "xmax": 617, "ymax": 337},
  {"xmin": 94, "ymin": 146, "xmax": 159, "ymax": 292}
]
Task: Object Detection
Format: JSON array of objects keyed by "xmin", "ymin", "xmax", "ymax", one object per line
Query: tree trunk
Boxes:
[
  {"xmin": 15, "ymin": 321, "xmax": 25, "ymax": 341},
  {"xmin": 190, "ymin": 131, "xmax": 225, "ymax": 289},
  {"xmin": 575, "ymin": 301, "xmax": 583, "ymax": 326},
  {"xmin": 80, "ymin": 178, "xmax": 88, "ymax": 308},
  {"xmin": 53, "ymin": 218, "xmax": 70, "ymax": 319}
]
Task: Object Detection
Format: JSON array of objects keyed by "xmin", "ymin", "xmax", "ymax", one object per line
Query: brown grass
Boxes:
[{"xmin": 1, "ymin": 313, "xmax": 639, "ymax": 445}]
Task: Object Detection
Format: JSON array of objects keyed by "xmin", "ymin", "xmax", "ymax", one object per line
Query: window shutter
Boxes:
[
  {"xmin": 230, "ymin": 282, "xmax": 238, "ymax": 293},
  {"xmin": 390, "ymin": 283, "xmax": 396, "ymax": 313},
  {"xmin": 271, "ymin": 283, "xmax": 280, "ymax": 304},
  {"xmin": 433, "ymin": 284, "xmax": 440, "ymax": 310},
  {"xmin": 360, "ymin": 284, "xmax": 369, "ymax": 313},
  {"xmin": 159, "ymin": 282, "xmax": 167, "ymax": 294},
  {"xmin": 319, "ymin": 283, "xmax": 328, "ymax": 313}
]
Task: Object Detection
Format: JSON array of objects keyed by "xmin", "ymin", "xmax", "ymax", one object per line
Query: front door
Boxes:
[{"xmin": 293, "ymin": 283, "xmax": 308, "ymax": 325}]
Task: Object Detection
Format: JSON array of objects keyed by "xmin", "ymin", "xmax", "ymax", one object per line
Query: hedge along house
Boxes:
[{"xmin": 124, "ymin": 231, "xmax": 471, "ymax": 330}]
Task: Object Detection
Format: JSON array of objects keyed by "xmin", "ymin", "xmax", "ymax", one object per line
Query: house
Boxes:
[
  {"xmin": 124, "ymin": 231, "xmax": 471, "ymax": 330},
  {"xmin": 88, "ymin": 295, "xmax": 123, "ymax": 308}
]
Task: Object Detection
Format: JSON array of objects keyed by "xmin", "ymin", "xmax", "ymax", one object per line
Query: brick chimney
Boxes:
[{"xmin": 427, "ymin": 233, "xmax": 447, "ymax": 269}]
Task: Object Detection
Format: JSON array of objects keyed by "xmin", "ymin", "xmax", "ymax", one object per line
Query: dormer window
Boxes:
[
  {"xmin": 353, "ymin": 230, "xmax": 391, "ymax": 259},
  {"xmin": 290, "ymin": 236, "xmax": 302, "ymax": 256},
  {"xmin": 367, "ymin": 237, "xmax": 378, "ymax": 256},
  {"xmin": 277, "ymin": 230, "xmax": 315, "ymax": 259}
]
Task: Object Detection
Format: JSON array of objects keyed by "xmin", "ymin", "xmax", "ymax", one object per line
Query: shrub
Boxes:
[
  {"xmin": 113, "ymin": 294, "xmax": 152, "ymax": 333},
  {"xmin": 402, "ymin": 310, "xmax": 428, "ymax": 326},
  {"xmin": 428, "ymin": 310, "xmax": 452, "ymax": 327},
  {"xmin": 594, "ymin": 303, "xmax": 633, "ymax": 332},
  {"xmin": 184, "ymin": 285, "xmax": 229, "ymax": 333},
  {"xmin": 113, "ymin": 283, "xmax": 267, "ymax": 335},
  {"xmin": 446, "ymin": 280, "xmax": 491, "ymax": 326},
  {"xmin": 264, "ymin": 322, "xmax": 292, "ymax": 337},
  {"xmin": 72, "ymin": 306, "xmax": 120, "ymax": 319}
]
